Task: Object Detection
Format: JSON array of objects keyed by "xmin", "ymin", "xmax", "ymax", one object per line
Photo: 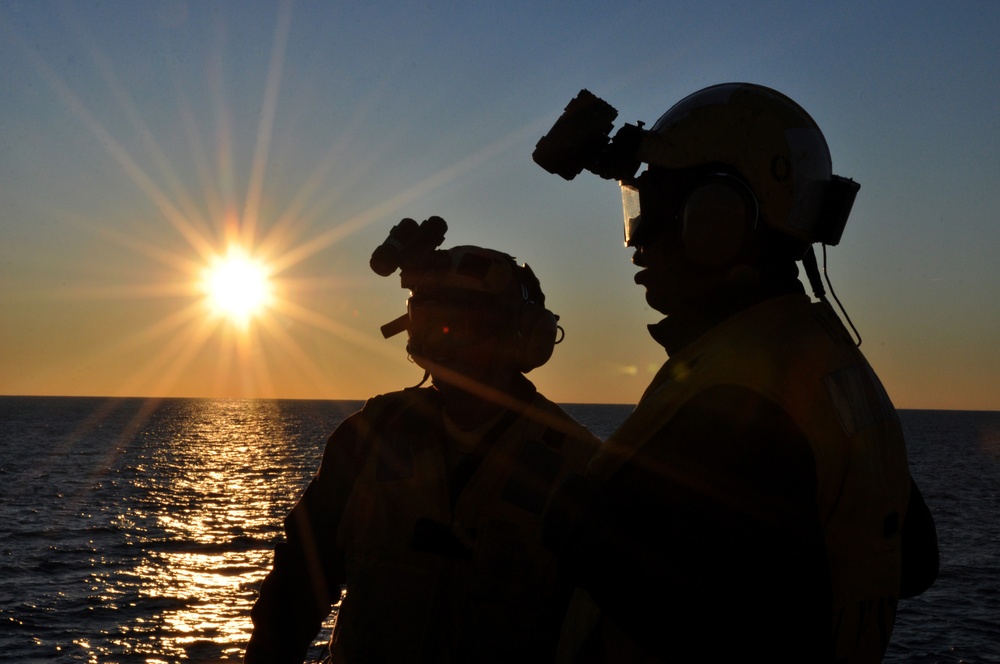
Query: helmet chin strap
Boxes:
[
  {"xmin": 802, "ymin": 244, "xmax": 862, "ymax": 347},
  {"xmin": 802, "ymin": 244, "xmax": 828, "ymax": 302},
  {"xmin": 405, "ymin": 340, "xmax": 433, "ymax": 389},
  {"xmin": 412, "ymin": 367, "xmax": 431, "ymax": 389}
]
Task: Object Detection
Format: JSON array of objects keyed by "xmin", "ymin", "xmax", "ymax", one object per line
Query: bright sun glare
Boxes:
[{"xmin": 201, "ymin": 249, "xmax": 273, "ymax": 326}]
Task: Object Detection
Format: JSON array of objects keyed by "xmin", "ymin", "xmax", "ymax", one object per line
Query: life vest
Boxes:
[
  {"xmin": 332, "ymin": 387, "xmax": 599, "ymax": 663},
  {"xmin": 588, "ymin": 295, "xmax": 911, "ymax": 664}
]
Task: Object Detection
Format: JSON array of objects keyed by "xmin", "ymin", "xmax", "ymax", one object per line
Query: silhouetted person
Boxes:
[
  {"xmin": 245, "ymin": 218, "xmax": 599, "ymax": 663},
  {"xmin": 535, "ymin": 83, "xmax": 938, "ymax": 663}
]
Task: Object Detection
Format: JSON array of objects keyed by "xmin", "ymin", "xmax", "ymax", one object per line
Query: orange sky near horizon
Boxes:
[{"xmin": 2, "ymin": 2, "xmax": 998, "ymax": 411}]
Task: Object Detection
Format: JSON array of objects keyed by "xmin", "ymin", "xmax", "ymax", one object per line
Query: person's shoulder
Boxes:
[
  {"xmin": 324, "ymin": 387, "xmax": 438, "ymax": 452},
  {"xmin": 529, "ymin": 393, "xmax": 602, "ymax": 451},
  {"xmin": 352, "ymin": 387, "xmax": 444, "ymax": 437},
  {"xmin": 360, "ymin": 386, "xmax": 437, "ymax": 414}
]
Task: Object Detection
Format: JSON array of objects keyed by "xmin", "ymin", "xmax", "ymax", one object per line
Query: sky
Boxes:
[{"xmin": 1, "ymin": 0, "xmax": 998, "ymax": 410}]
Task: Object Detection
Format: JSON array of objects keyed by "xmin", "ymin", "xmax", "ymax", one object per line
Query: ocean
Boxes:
[{"xmin": 0, "ymin": 396, "xmax": 997, "ymax": 663}]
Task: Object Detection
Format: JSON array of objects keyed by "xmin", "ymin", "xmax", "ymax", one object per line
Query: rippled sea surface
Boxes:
[{"xmin": 0, "ymin": 398, "xmax": 997, "ymax": 663}]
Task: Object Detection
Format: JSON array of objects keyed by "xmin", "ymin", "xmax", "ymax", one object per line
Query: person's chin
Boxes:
[
  {"xmin": 645, "ymin": 297, "xmax": 671, "ymax": 315},
  {"xmin": 641, "ymin": 285, "xmax": 677, "ymax": 315},
  {"xmin": 424, "ymin": 360, "xmax": 477, "ymax": 388}
]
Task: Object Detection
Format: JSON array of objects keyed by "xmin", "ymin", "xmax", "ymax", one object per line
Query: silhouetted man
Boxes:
[
  {"xmin": 245, "ymin": 218, "xmax": 599, "ymax": 663},
  {"xmin": 536, "ymin": 84, "xmax": 938, "ymax": 663}
]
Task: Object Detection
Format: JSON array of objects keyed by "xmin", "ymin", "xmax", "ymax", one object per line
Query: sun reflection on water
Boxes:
[
  {"xmin": 129, "ymin": 551, "xmax": 269, "ymax": 661},
  {"xmin": 1, "ymin": 396, "xmax": 356, "ymax": 661},
  {"xmin": 102, "ymin": 398, "xmax": 337, "ymax": 661}
]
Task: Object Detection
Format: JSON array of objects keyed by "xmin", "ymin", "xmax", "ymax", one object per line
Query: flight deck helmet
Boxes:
[{"xmin": 622, "ymin": 83, "xmax": 856, "ymax": 257}]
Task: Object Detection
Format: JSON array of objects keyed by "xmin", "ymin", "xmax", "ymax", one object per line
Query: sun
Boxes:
[{"xmin": 201, "ymin": 248, "xmax": 273, "ymax": 327}]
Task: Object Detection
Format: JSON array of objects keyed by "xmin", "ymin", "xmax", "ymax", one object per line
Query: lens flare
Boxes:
[{"xmin": 201, "ymin": 249, "xmax": 272, "ymax": 327}]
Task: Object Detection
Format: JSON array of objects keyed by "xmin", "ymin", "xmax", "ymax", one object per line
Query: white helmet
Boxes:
[{"xmin": 629, "ymin": 83, "xmax": 851, "ymax": 247}]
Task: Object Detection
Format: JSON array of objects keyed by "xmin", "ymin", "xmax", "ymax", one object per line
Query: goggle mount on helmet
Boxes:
[
  {"xmin": 370, "ymin": 216, "xmax": 450, "ymax": 339},
  {"xmin": 531, "ymin": 89, "xmax": 643, "ymax": 183},
  {"xmin": 370, "ymin": 215, "xmax": 449, "ymax": 279}
]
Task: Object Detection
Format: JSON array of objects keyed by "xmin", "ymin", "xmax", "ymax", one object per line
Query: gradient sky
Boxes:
[{"xmin": 1, "ymin": 0, "xmax": 997, "ymax": 410}]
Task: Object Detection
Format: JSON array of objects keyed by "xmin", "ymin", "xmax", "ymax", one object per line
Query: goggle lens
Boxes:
[{"xmin": 621, "ymin": 181, "xmax": 643, "ymax": 246}]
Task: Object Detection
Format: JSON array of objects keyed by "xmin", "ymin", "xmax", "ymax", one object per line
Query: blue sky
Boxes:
[{"xmin": 1, "ymin": 0, "xmax": 998, "ymax": 409}]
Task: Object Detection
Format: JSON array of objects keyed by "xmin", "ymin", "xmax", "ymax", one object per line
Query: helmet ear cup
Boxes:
[
  {"xmin": 680, "ymin": 175, "xmax": 758, "ymax": 266},
  {"xmin": 515, "ymin": 304, "xmax": 558, "ymax": 372}
]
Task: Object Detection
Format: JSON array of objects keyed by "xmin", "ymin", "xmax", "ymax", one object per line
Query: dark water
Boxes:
[{"xmin": 0, "ymin": 397, "xmax": 996, "ymax": 663}]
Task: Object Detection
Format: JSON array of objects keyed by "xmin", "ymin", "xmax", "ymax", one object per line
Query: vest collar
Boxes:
[{"xmin": 647, "ymin": 278, "xmax": 807, "ymax": 355}]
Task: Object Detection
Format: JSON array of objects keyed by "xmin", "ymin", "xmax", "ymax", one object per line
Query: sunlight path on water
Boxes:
[{"xmin": 101, "ymin": 399, "xmax": 341, "ymax": 662}]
